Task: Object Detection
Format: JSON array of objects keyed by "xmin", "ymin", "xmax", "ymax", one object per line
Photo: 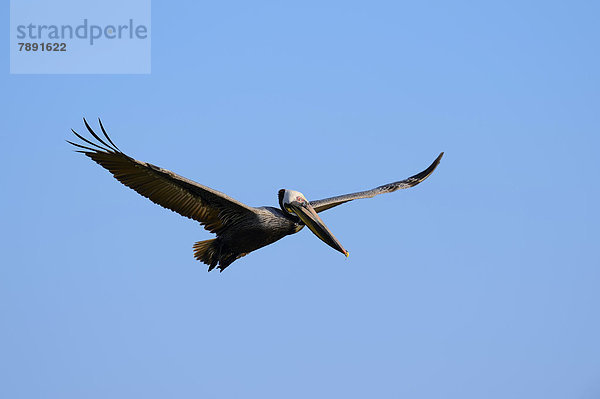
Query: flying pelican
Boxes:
[{"xmin": 69, "ymin": 119, "xmax": 443, "ymax": 272}]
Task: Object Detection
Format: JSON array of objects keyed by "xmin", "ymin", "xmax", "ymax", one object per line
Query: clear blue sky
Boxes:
[{"xmin": 1, "ymin": 1, "xmax": 599, "ymax": 398}]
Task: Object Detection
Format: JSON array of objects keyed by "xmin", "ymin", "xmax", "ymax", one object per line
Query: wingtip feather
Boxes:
[
  {"xmin": 83, "ymin": 118, "xmax": 114, "ymax": 150},
  {"xmin": 98, "ymin": 118, "xmax": 121, "ymax": 152}
]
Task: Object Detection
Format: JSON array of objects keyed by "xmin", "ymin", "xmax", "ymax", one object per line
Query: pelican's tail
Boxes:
[
  {"xmin": 193, "ymin": 239, "xmax": 219, "ymax": 271},
  {"xmin": 193, "ymin": 239, "xmax": 248, "ymax": 272}
]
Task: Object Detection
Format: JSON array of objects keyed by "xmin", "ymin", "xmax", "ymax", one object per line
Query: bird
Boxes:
[{"xmin": 69, "ymin": 118, "xmax": 443, "ymax": 272}]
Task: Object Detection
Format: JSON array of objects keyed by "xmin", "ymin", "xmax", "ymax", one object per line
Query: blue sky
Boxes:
[{"xmin": 1, "ymin": 1, "xmax": 599, "ymax": 398}]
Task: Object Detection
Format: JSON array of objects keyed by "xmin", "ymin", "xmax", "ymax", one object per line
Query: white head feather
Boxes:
[{"xmin": 282, "ymin": 189, "xmax": 307, "ymax": 205}]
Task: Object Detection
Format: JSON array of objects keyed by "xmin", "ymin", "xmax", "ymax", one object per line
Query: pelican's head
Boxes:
[{"xmin": 278, "ymin": 189, "xmax": 349, "ymax": 257}]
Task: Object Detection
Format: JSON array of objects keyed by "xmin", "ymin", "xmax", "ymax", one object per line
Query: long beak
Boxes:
[{"xmin": 286, "ymin": 201, "xmax": 349, "ymax": 257}]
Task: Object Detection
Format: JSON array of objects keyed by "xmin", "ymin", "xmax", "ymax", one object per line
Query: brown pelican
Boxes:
[{"xmin": 69, "ymin": 119, "xmax": 443, "ymax": 272}]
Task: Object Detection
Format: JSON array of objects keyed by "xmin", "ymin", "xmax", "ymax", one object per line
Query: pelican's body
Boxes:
[
  {"xmin": 193, "ymin": 206, "xmax": 303, "ymax": 268},
  {"xmin": 69, "ymin": 119, "xmax": 443, "ymax": 271}
]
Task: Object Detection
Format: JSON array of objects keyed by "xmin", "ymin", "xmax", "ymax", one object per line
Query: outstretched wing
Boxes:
[
  {"xmin": 309, "ymin": 152, "xmax": 444, "ymax": 213},
  {"xmin": 68, "ymin": 118, "xmax": 258, "ymax": 234}
]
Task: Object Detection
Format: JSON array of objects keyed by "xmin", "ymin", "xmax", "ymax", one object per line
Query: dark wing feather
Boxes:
[
  {"xmin": 310, "ymin": 152, "xmax": 443, "ymax": 213},
  {"xmin": 69, "ymin": 118, "xmax": 257, "ymax": 234}
]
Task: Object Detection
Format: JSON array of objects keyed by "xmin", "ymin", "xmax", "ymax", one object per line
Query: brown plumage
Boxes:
[{"xmin": 69, "ymin": 118, "xmax": 442, "ymax": 271}]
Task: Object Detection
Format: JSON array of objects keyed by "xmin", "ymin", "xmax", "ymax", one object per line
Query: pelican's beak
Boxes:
[{"xmin": 286, "ymin": 201, "xmax": 349, "ymax": 257}]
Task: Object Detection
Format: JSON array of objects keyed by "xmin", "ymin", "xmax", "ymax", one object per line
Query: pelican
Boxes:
[{"xmin": 69, "ymin": 119, "xmax": 443, "ymax": 272}]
